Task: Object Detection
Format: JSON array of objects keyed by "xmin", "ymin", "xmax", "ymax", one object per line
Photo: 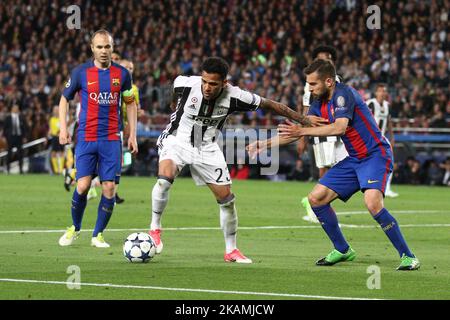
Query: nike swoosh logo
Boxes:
[
  {"xmin": 88, "ymin": 81, "xmax": 97, "ymax": 85},
  {"xmin": 368, "ymin": 180, "xmax": 379, "ymax": 184}
]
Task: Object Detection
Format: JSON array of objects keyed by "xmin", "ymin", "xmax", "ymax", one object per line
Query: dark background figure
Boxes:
[
  {"xmin": 3, "ymin": 105, "xmax": 28, "ymax": 174},
  {"xmin": 424, "ymin": 159, "xmax": 444, "ymax": 185},
  {"xmin": 287, "ymin": 158, "xmax": 311, "ymax": 181}
]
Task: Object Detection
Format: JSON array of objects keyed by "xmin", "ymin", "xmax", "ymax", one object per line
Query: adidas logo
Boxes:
[{"xmin": 188, "ymin": 104, "xmax": 196, "ymax": 109}]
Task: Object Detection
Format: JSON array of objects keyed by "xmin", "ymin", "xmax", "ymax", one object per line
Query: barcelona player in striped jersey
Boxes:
[
  {"xmin": 252, "ymin": 59, "xmax": 419, "ymax": 270},
  {"xmin": 58, "ymin": 30, "xmax": 138, "ymax": 248}
]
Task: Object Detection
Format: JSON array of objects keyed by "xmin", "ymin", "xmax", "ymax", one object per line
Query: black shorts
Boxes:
[{"xmin": 51, "ymin": 137, "xmax": 64, "ymax": 152}]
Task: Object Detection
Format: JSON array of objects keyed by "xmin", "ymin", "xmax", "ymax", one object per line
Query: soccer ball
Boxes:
[{"xmin": 123, "ymin": 232, "xmax": 156, "ymax": 263}]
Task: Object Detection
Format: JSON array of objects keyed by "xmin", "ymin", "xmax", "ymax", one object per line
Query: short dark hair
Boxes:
[
  {"xmin": 376, "ymin": 83, "xmax": 387, "ymax": 90},
  {"xmin": 91, "ymin": 29, "xmax": 113, "ymax": 44},
  {"xmin": 312, "ymin": 45, "xmax": 338, "ymax": 62},
  {"xmin": 304, "ymin": 59, "xmax": 336, "ymax": 80},
  {"xmin": 201, "ymin": 57, "xmax": 229, "ymax": 80}
]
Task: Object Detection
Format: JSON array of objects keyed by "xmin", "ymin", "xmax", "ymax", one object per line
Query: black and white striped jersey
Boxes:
[
  {"xmin": 366, "ymin": 98, "xmax": 389, "ymax": 136},
  {"xmin": 157, "ymin": 75, "xmax": 261, "ymax": 149}
]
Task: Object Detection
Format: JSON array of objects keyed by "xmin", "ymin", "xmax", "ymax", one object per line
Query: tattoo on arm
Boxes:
[{"xmin": 261, "ymin": 98, "xmax": 312, "ymax": 126}]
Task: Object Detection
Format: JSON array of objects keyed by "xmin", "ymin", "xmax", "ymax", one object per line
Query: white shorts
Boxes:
[
  {"xmin": 158, "ymin": 135, "xmax": 231, "ymax": 186},
  {"xmin": 312, "ymin": 139, "xmax": 348, "ymax": 168}
]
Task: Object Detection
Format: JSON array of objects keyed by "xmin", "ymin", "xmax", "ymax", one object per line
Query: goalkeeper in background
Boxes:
[{"xmin": 115, "ymin": 58, "xmax": 141, "ymax": 204}]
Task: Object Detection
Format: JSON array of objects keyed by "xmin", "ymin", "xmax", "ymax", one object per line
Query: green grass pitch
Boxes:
[{"xmin": 0, "ymin": 175, "xmax": 449, "ymax": 300}]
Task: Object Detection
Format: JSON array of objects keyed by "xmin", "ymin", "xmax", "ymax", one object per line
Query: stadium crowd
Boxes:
[{"xmin": 0, "ymin": 0, "xmax": 449, "ymax": 185}]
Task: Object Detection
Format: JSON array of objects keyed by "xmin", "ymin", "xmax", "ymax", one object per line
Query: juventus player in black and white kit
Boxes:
[
  {"xmin": 149, "ymin": 57, "xmax": 326, "ymax": 263},
  {"xmin": 367, "ymin": 83, "xmax": 398, "ymax": 198}
]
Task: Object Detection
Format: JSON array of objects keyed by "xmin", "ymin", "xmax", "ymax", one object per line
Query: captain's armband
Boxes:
[{"xmin": 122, "ymin": 89, "xmax": 135, "ymax": 104}]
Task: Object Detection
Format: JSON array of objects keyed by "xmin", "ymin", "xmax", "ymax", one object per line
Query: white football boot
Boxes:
[
  {"xmin": 59, "ymin": 225, "xmax": 80, "ymax": 246},
  {"xmin": 91, "ymin": 232, "xmax": 110, "ymax": 248}
]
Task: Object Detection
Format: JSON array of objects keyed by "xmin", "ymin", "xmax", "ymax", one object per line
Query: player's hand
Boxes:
[
  {"xmin": 128, "ymin": 135, "xmax": 138, "ymax": 154},
  {"xmin": 246, "ymin": 140, "xmax": 266, "ymax": 160},
  {"xmin": 278, "ymin": 119, "xmax": 304, "ymax": 138},
  {"xmin": 307, "ymin": 115, "xmax": 329, "ymax": 127},
  {"xmin": 59, "ymin": 129, "xmax": 72, "ymax": 145}
]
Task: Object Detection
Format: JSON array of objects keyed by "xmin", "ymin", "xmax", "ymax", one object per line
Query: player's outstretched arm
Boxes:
[
  {"xmin": 278, "ymin": 118, "xmax": 349, "ymax": 139},
  {"xmin": 246, "ymin": 135, "xmax": 299, "ymax": 160},
  {"xmin": 58, "ymin": 95, "xmax": 71, "ymax": 145},
  {"xmin": 259, "ymin": 97, "xmax": 328, "ymax": 127}
]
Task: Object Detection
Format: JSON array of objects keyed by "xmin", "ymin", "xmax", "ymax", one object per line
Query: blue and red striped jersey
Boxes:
[
  {"xmin": 308, "ymin": 82, "xmax": 391, "ymax": 159},
  {"xmin": 62, "ymin": 60, "xmax": 132, "ymax": 141}
]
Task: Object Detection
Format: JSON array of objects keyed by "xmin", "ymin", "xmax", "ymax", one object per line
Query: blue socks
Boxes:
[
  {"xmin": 71, "ymin": 189, "xmax": 87, "ymax": 231},
  {"xmin": 373, "ymin": 208, "xmax": 414, "ymax": 258},
  {"xmin": 312, "ymin": 204, "xmax": 350, "ymax": 253},
  {"xmin": 312, "ymin": 204, "xmax": 414, "ymax": 258},
  {"xmin": 93, "ymin": 195, "xmax": 115, "ymax": 237}
]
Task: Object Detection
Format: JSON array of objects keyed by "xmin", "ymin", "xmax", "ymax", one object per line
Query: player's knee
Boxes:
[
  {"xmin": 158, "ymin": 161, "xmax": 177, "ymax": 180},
  {"xmin": 76, "ymin": 185, "xmax": 90, "ymax": 195},
  {"xmin": 76, "ymin": 180, "xmax": 91, "ymax": 195},
  {"xmin": 218, "ymin": 193, "xmax": 235, "ymax": 207},
  {"xmin": 364, "ymin": 190, "xmax": 384, "ymax": 215},
  {"xmin": 154, "ymin": 176, "xmax": 173, "ymax": 193},
  {"xmin": 365, "ymin": 200, "xmax": 383, "ymax": 215},
  {"xmin": 308, "ymin": 192, "xmax": 326, "ymax": 207},
  {"xmin": 101, "ymin": 181, "xmax": 115, "ymax": 198},
  {"xmin": 215, "ymin": 186, "xmax": 233, "ymax": 204}
]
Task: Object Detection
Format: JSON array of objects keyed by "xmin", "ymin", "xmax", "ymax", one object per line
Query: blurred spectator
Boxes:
[
  {"xmin": 391, "ymin": 162, "xmax": 406, "ymax": 184},
  {"xmin": 287, "ymin": 158, "xmax": 310, "ymax": 181},
  {"xmin": 424, "ymin": 159, "xmax": 444, "ymax": 185},
  {"xmin": 230, "ymin": 158, "xmax": 250, "ymax": 180},
  {"xmin": 440, "ymin": 157, "xmax": 450, "ymax": 186},
  {"xmin": 403, "ymin": 157, "xmax": 423, "ymax": 185},
  {"xmin": 0, "ymin": 0, "xmax": 447, "ymax": 136},
  {"xmin": 429, "ymin": 104, "xmax": 448, "ymax": 128},
  {"xmin": 3, "ymin": 104, "xmax": 27, "ymax": 174},
  {"xmin": 0, "ymin": 0, "xmax": 448, "ymax": 180}
]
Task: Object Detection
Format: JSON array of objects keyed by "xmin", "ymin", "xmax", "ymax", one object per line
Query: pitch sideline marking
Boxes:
[
  {"xmin": 0, "ymin": 210, "xmax": 448, "ymax": 234},
  {"xmin": 0, "ymin": 223, "xmax": 449, "ymax": 234},
  {"xmin": 0, "ymin": 278, "xmax": 384, "ymax": 300}
]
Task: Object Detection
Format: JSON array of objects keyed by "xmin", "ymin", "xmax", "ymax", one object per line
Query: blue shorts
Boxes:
[
  {"xmin": 319, "ymin": 151, "xmax": 393, "ymax": 202},
  {"xmin": 75, "ymin": 140, "xmax": 122, "ymax": 182}
]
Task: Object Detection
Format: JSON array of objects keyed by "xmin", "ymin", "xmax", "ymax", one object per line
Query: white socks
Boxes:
[
  {"xmin": 385, "ymin": 172, "xmax": 393, "ymax": 193},
  {"xmin": 219, "ymin": 194, "xmax": 238, "ymax": 254},
  {"xmin": 150, "ymin": 179, "xmax": 238, "ymax": 254},
  {"xmin": 150, "ymin": 177, "xmax": 172, "ymax": 230}
]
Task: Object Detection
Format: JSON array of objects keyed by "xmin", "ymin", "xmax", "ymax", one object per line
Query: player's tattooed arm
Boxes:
[{"xmin": 259, "ymin": 98, "xmax": 327, "ymax": 127}]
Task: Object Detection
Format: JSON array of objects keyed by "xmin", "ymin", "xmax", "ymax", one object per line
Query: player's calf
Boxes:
[{"xmin": 148, "ymin": 176, "xmax": 173, "ymax": 255}]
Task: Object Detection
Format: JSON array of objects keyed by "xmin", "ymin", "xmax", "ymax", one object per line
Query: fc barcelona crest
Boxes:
[{"xmin": 112, "ymin": 78, "xmax": 120, "ymax": 86}]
